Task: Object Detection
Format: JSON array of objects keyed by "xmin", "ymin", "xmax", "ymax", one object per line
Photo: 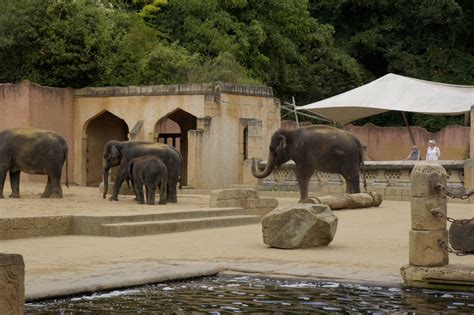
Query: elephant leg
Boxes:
[
  {"xmin": 9, "ymin": 171, "xmax": 21, "ymax": 198},
  {"xmin": 147, "ymin": 186, "xmax": 156, "ymax": 205},
  {"xmin": 41, "ymin": 177, "xmax": 53, "ymax": 198},
  {"xmin": 167, "ymin": 178, "xmax": 178, "ymax": 203},
  {"xmin": 0, "ymin": 167, "xmax": 7, "ymax": 198},
  {"xmin": 131, "ymin": 179, "xmax": 140, "ymax": 201},
  {"xmin": 50, "ymin": 175, "xmax": 63, "ymax": 198},
  {"xmin": 134, "ymin": 182, "xmax": 145, "ymax": 204},
  {"xmin": 110, "ymin": 169, "xmax": 126, "ymax": 201},
  {"xmin": 295, "ymin": 165, "xmax": 314, "ymax": 203},
  {"xmin": 345, "ymin": 175, "xmax": 361, "ymax": 194},
  {"xmin": 158, "ymin": 177, "xmax": 167, "ymax": 205}
]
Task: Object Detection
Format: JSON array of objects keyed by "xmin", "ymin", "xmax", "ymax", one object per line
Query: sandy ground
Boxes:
[{"xmin": 1, "ymin": 181, "xmax": 473, "ymax": 300}]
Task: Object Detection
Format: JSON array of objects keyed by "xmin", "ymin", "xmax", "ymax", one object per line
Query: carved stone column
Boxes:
[{"xmin": 0, "ymin": 254, "xmax": 24, "ymax": 315}]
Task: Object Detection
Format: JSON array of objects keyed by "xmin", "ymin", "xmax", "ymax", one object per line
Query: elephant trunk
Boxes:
[
  {"xmin": 103, "ymin": 166, "xmax": 110, "ymax": 199},
  {"xmin": 251, "ymin": 156, "xmax": 275, "ymax": 179}
]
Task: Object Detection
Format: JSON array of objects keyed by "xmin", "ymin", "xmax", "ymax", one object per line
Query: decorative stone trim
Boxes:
[
  {"xmin": 74, "ymin": 82, "xmax": 273, "ymax": 98},
  {"xmin": 0, "ymin": 254, "xmax": 24, "ymax": 315}
]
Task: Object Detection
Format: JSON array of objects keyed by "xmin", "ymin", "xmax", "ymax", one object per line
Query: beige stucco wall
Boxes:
[
  {"xmin": 345, "ymin": 123, "xmax": 469, "ymax": 160},
  {"xmin": 0, "ymin": 81, "xmax": 74, "ymax": 183},
  {"xmin": 73, "ymin": 94, "xmax": 205, "ymax": 185},
  {"xmin": 73, "ymin": 87, "xmax": 280, "ymax": 189}
]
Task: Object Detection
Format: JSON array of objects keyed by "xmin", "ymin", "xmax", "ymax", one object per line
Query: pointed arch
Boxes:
[
  {"xmin": 154, "ymin": 108, "xmax": 197, "ymax": 186},
  {"xmin": 84, "ymin": 111, "xmax": 129, "ymax": 186}
]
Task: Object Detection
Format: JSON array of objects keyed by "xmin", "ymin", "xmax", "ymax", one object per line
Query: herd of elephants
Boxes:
[{"xmin": 0, "ymin": 126, "xmax": 366, "ymax": 205}]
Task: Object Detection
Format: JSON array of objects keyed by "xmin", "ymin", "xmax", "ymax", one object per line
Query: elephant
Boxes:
[
  {"xmin": 102, "ymin": 140, "xmax": 182, "ymax": 203},
  {"xmin": 128, "ymin": 155, "xmax": 168, "ymax": 205},
  {"xmin": 0, "ymin": 128, "xmax": 69, "ymax": 198},
  {"xmin": 252, "ymin": 125, "xmax": 366, "ymax": 203}
]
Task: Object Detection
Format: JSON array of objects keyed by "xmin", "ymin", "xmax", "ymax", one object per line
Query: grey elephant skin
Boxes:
[
  {"xmin": 252, "ymin": 125, "xmax": 366, "ymax": 202},
  {"xmin": 128, "ymin": 155, "xmax": 168, "ymax": 205},
  {"xmin": 0, "ymin": 128, "xmax": 69, "ymax": 198},
  {"xmin": 103, "ymin": 140, "xmax": 182, "ymax": 203}
]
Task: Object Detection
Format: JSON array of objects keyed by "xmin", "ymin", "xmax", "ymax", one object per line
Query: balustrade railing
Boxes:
[{"xmin": 256, "ymin": 160, "xmax": 466, "ymax": 202}]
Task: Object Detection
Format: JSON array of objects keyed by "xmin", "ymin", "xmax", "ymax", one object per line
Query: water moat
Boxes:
[{"xmin": 26, "ymin": 275, "xmax": 474, "ymax": 314}]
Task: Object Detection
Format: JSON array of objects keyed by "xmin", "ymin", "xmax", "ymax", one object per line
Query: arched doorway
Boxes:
[
  {"xmin": 154, "ymin": 109, "xmax": 197, "ymax": 186},
  {"xmin": 85, "ymin": 111, "xmax": 129, "ymax": 186}
]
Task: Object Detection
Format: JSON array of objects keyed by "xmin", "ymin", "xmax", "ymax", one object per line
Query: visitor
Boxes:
[
  {"xmin": 405, "ymin": 145, "xmax": 421, "ymax": 160},
  {"xmin": 426, "ymin": 140, "xmax": 441, "ymax": 161}
]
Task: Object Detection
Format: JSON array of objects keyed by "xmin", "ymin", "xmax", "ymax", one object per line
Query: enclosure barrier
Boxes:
[
  {"xmin": 255, "ymin": 160, "xmax": 469, "ymax": 203},
  {"xmin": 401, "ymin": 163, "xmax": 474, "ymax": 291}
]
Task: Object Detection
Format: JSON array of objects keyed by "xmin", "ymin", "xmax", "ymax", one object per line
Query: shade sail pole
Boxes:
[{"xmin": 401, "ymin": 111, "xmax": 416, "ymax": 145}]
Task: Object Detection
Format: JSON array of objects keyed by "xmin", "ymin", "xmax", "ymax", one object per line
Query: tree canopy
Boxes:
[{"xmin": 0, "ymin": 0, "xmax": 472, "ymax": 129}]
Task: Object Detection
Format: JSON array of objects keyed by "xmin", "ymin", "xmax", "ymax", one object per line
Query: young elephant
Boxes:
[{"xmin": 128, "ymin": 155, "xmax": 168, "ymax": 205}]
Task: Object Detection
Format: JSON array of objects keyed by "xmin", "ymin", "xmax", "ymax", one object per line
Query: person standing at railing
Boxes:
[
  {"xmin": 426, "ymin": 139, "xmax": 441, "ymax": 160},
  {"xmin": 405, "ymin": 145, "xmax": 421, "ymax": 160}
]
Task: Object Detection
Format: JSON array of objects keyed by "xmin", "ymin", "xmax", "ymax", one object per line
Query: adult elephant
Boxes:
[
  {"xmin": 252, "ymin": 125, "xmax": 366, "ymax": 203},
  {"xmin": 0, "ymin": 128, "xmax": 69, "ymax": 198},
  {"xmin": 102, "ymin": 140, "xmax": 182, "ymax": 203}
]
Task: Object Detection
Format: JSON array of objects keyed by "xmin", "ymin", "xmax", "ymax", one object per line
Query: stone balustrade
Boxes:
[{"xmin": 255, "ymin": 160, "xmax": 468, "ymax": 202}]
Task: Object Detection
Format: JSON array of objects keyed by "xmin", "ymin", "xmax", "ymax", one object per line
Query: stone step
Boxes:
[
  {"xmin": 99, "ymin": 215, "xmax": 262, "ymax": 237},
  {"xmin": 73, "ymin": 207, "xmax": 247, "ymax": 226}
]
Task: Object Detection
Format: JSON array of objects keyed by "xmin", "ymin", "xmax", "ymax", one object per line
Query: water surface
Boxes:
[{"xmin": 26, "ymin": 275, "xmax": 474, "ymax": 314}]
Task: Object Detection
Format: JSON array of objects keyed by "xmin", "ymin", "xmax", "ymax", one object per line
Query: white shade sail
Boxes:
[{"xmin": 298, "ymin": 73, "xmax": 474, "ymax": 125}]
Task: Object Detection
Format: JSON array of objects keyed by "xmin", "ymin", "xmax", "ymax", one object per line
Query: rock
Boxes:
[
  {"xmin": 262, "ymin": 204, "xmax": 338, "ymax": 249},
  {"xmin": 449, "ymin": 220, "xmax": 474, "ymax": 252}
]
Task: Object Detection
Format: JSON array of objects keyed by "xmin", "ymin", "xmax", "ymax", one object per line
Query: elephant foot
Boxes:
[
  {"xmin": 298, "ymin": 198, "xmax": 315, "ymax": 204},
  {"xmin": 109, "ymin": 196, "xmax": 119, "ymax": 201},
  {"xmin": 50, "ymin": 194, "xmax": 63, "ymax": 199},
  {"xmin": 146, "ymin": 202, "xmax": 155, "ymax": 205},
  {"xmin": 9, "ymin": 193, "xmax": 20, "ymax": 198},
  {"xmin": 0, "ymin": 194, "xmax": 4, "ymax": 199},
  {"xmin": 158, "ymin": 200, "xmax": 166, "ymax": 205},
  {"xmin": 41, "ymin": 193, "xmax": 52, "ymax": 198}
]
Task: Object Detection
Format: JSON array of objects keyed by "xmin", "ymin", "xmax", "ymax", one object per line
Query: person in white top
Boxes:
[{"xmin": 426, "ymin": 139, "xmax": 441, "ymax": 160}]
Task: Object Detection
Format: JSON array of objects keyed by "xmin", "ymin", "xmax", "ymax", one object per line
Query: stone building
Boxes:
[{"xmin": 0, "ymin": 80, "xmax": 280, "ymax": 189}]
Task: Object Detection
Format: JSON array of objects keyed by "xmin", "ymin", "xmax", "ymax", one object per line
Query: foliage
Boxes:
[
  {"xmin": 0, "ymin": 0, "xmax": 472, "ymax": 131},
  {"xmin": 144, "ymin": 0, "xmax": 365, "ymax": 103}
]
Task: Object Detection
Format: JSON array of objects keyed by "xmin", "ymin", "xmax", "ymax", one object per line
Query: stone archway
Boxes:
[
  {"xmin": 85, "ymin": 111, "xmax": 129, "ymax": 186},
  {"xmin": 154, "ymin": 109, "xmax": 197, "ymax": 186}
]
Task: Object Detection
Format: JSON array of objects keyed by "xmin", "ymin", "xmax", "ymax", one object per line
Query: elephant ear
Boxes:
[
  {"xmin": 111, "ymin": 144, "xmax": 120, "ymax": 158},
  {"xmin": 276, "ymin": 135, "xmax": 287, "ymax": 153}
]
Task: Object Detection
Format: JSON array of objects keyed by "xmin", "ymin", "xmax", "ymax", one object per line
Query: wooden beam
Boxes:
[{"xmin": 401, "ymin": 112, "xmax": 416, "ymax": 145}]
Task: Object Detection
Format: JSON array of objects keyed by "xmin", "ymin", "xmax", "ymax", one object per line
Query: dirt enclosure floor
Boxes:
[{"xmin": 1, "ymin": 181, "xmax": 473, "ymax": 300}]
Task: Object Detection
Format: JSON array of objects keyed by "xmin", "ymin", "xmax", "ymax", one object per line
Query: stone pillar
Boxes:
[
  {"xmin": 0, "ymin": 254, "xmax": 24, "ymax": 315},
  {"xmin": 409, "ymin": 163, "xmax": 448, "ymax": 267},
  {"xmin": 463, "ymin": 159, "xmax": 474, "ymax": 190},
  {"xmin": 187, "ymin": 129, "xmax": 203, "ymax": 189}
]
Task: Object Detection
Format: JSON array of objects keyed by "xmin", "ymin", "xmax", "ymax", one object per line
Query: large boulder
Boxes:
[{"xmin": 262, "ymin": 204, "xmax": 338, "ymax": 249}]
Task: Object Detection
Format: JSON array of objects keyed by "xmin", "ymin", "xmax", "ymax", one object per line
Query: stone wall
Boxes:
[
  {"xmin": 0, "ymin": 216, "xmax": 72, "ymax": 240},
  {"xmin": 345, "ymin": 123, "xmax": 469, "ymax": 161},
  {"xmin": 0, "ymin": 254, "xmax": 24, "ymax": 315},
  {"xmin": 0, "ymin": 81, "xmax": 75, "ymax": 184},
  {"xmin": 210, "ymin": 188, "xmax": 278, "ymax": 216}
]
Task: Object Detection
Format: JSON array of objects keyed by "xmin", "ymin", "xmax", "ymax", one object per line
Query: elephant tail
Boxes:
[
  {"xmin": 359, "ymin": 145, "xmax": 367, "ymax": 192},
  {"xmin": 127, "ymin": 160, "xmax": 134, "ymax": 189}
]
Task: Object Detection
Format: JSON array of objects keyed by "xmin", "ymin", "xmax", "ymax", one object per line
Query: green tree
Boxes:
[
  {"xmin": 310, "ymin": 0, "xmax": 474, "ymax": 84},
  {"xmin": 142, "ymin": 0, "xmax": 365, "ymax": 103}
]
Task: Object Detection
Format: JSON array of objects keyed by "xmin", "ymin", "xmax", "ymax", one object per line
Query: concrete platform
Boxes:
[{"xmin": 1, "ymin": 182, "xmax": 473, "ymax": 301}]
